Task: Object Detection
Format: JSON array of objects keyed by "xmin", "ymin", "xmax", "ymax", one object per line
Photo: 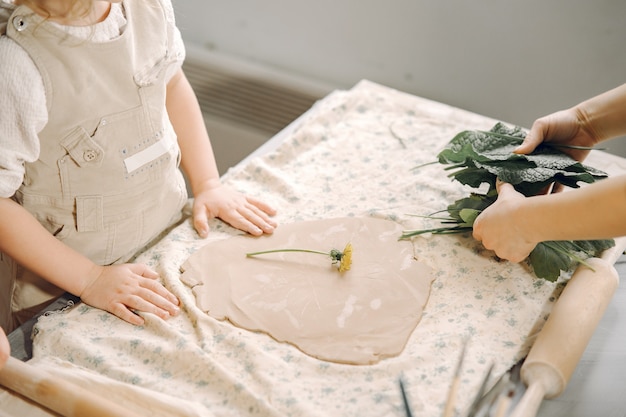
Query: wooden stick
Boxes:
[
  {"xmin": 493, "ymin": 388, "xmax": 514, "ymax": 417},
  {"xmin": 0, "ymin": 356, "xmax": 143, "ymax": 417},
  {"xmin": 509, "ymin": 257, "xmax": 619, "ymax": 417}
]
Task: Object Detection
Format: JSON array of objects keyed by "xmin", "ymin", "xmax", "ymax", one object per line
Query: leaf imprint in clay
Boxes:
[{"xmin": 180, "ymin": 217, "xmax": 435, "ymax": 365}]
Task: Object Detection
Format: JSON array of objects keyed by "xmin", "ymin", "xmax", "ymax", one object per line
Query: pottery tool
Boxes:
[
  {"xmin": 398, "ymin": 376, "xmax": 414, "ymax": 417},
  {"xmin": 443, "ymin": 339, "xmax": 468, "ymax": 417},
  {"xmin": 464, "ymin": 362, "xmax": 497, "ymax": 416},
  {"xmin": 0, "ymin": 356, "xmax": 143, "ymax": 417},
  {"xmin": 492, "ymin": 387, "xmax": 515, "ymax": 417},
  {"xmin": 509, "ymin": 254, "xmax": 621, "ymax": 417}
]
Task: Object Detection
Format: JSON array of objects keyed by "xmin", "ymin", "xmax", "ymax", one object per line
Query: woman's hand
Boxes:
[
  {"xmin": 79, "ymin": 263, "xmax": 180, "ymax": 326},
  {"xmin": 191, "ymin": 181, "xmax": 277, "ymax": 238},
  {"xmin": 516, "ymin": 108, "xmax": 601, "ymax": 194},
  {"xmin": 518, "ymin": 84, "xmax": 626, "ymax": 160},
  {"xmin": 473, "ymin": 180, "xmax": 537, "ymax": 263},
  {"xmin": 515, "ymin": 108, "xmax": 599, "ymax": 162}
]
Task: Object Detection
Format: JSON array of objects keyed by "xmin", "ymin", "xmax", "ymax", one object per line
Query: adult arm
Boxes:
[
  {"xmin": 473, "ymin": 175, "xmax": 626, "ymax": 262},
  {"xmin": 516, "ymin": 83, "xmax": 626, "ymax": 160},
  {"xmin": 473, "ymin": 84, "xmax": 626, "ymax": 262}
]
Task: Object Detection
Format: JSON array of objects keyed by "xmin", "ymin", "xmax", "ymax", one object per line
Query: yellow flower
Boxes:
[
  {"xmin": 246, "ymin": 242, "xmax": 353, "ymax": 273},
  {"xmin": 338, "ymin": 243, "xmax": 352, "ymax": 272}
]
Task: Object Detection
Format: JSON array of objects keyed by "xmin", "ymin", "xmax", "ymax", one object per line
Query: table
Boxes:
[{"xmin": 5, "ymin": 80, "xmax": 626, "ymax": 417}]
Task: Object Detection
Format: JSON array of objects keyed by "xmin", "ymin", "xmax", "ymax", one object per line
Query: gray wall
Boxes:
[{"xmin": 173, "ymin": 0, "xmax": 626, "ymax": 155}]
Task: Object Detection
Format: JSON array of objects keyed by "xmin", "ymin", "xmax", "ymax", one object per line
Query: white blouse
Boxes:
[{"xmin": 0, "ymin": 0, "xmax": 185, "ymax": 197}]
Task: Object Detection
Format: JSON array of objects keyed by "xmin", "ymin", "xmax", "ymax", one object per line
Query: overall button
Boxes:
[
  {"xmin": 12, "ymin": 16, "xmax": 28, "ymax": 32},
  {"xmin": 83, "ymin": 150, "xmax": 98, "ymax": 161}
]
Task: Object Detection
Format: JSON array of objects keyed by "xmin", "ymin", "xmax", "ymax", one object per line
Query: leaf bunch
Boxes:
[
  {"xmin": 403, "ymin": 123, "xmax": 614, "ymax": 281},
  {"xmin": 437, "ymin": 122, "xmax": 608, "ymax": 195}
]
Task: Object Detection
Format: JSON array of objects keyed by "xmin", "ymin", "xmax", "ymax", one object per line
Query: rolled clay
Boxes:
[{"xmin": 181, "ymin": 217, "xmax": 435, "ymax": 365}]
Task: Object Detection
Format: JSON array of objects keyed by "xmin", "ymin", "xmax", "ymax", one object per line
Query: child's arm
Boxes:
[
  {"xmin": 0, "ymin": 197, "xmax": 179, "ymax": 325},
  {"xmin": 0, "ymin": 327, "xmax": 8, "ymax": 368},
  {"xmin": 165, "ymin": 68, "xmax": 277, "ymax": 237},
  {"xmin": 472, "ymin": 175, "xmax": 626, "ymax": 262}
]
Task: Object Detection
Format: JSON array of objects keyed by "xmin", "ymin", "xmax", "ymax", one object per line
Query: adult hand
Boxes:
[
  {"xmin": 514, "ymin": 108, "xmax": 599, "ymax": 162},
  {"xmin": 191, "ymin": 182, "xmax": 277, "ymax": 238},
  {"xmin": 0, "ymin": 327, "xmax": 9, "ymax": 370},
  {"xmin": 473, "ymin": 180, "xmax": 537, "ymax": 263},
  {"xmin": 79, "ymin": 263, "xmax": 180, "ymax": 326}
]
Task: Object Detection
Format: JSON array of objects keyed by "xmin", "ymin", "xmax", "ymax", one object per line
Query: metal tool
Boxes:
[
  {"xmin": 465, "ymin": 362, "xmax": 494, "ymax": 415},
  {"xmin": 398, "ymin": 376, "xmax": 414, "ymax": 417},
  {"xmin": 443, "ymin": 339, "xmax": 468, "ymax": 417},
  {"xmin": 465, "ymin": 359, "xmax": 523, "ymax": 417}
]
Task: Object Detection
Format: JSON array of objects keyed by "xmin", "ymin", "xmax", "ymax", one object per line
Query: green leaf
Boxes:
[
  {"xmin": 458, "ymin": 208, "xmax": 481, "ymax": 226},
  {"xmin": 436, "ymin": 122, "xmax": 609, "ymax": 197},
  {"xmin": 447, "ymin": 167, "xmax": 495, "ymax": 189},
  {"xmin": 529, "ymin": 242, "xmax": 578, "ymax": 281},
  {"xmin": 572, "ymin": 239, "xmax": 615, "ymax": 255},
  {"xmin": 488, "ymin": 122, "xmax": 527, "ymax": 138},
  {"xmin": 447, "ymin": 193, "xmax": 496, "ymax": 222}
]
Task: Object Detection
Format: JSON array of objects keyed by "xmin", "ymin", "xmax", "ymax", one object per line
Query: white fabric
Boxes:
[{"xmin": 0, "ymin": 17, "xmax": 45, "ymax": 197}]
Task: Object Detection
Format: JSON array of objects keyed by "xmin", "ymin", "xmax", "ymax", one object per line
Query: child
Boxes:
[
  {"xmin": 473, "ymin": 84, "xmax": 626, "ymax": 262},
  {"xmin": 0, "ymin": 0, "xmax": 277, "ymax": 333},
  {"xmin": 0, "ymin": 327, "xmax": 7, "ymax": 370}
]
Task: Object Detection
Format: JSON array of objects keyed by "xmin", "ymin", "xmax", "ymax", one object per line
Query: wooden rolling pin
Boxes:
[
  {"xmin": 509, "ymin": 256, "xmax": 619, "ymax": 417},
  {"xmin": 0, "ymin": 356, "xmax": 143, "ymax": 417}
]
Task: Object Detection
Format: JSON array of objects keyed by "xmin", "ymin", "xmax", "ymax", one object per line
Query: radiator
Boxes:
[{"xmin": 182, "ymin": 43, "xmax": 336, "ymax": 174}]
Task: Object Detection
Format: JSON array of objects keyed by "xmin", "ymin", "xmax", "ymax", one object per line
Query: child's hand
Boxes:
[
  {"xmin": 79, "ymin": 263, "xmax": 180, "ymax": 326},
  {"xmin": 191, "ymin": 183, "xmax": 277, "ymax": 238},
  {"xmin": 0, "ymin": 327, "xmax": 9, "ymax": 369}
]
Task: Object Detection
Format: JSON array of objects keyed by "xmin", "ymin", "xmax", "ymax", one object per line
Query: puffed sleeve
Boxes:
[
  {"xmin": 160, "ymin": 0, "xmax": 186, "ymax": 82},
  {"xmin": 0, "ymin": 36, "xmax": 47, "ymax": 198}
]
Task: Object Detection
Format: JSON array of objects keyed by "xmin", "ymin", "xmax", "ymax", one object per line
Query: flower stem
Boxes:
[
  {"xmin": 246, "ymin": 249, "xmax": 329, "ymax": 257},
  {"xmin": 246, "ymin": 243, "xmax": 353, "ymax": 272}
]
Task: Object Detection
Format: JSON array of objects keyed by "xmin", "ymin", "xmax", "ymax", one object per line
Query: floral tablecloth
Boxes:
[{"xmin": 3, "ymin": 80, "xmax": 626, "ymax": 417}]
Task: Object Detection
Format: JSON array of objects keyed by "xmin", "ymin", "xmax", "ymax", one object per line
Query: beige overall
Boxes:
[{"xmin": 0, "ymin": 0, "xmax": 188, "ymax": 332}]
